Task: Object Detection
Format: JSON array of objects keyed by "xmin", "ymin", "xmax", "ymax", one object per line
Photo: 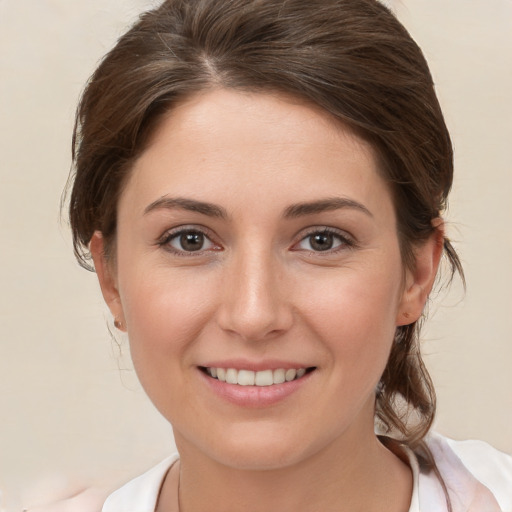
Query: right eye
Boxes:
[{"xmin": 160, "ymin": 228, "xmax": 220, "ymax": 255}]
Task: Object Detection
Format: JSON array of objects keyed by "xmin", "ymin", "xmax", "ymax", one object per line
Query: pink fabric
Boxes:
[{"xmin": 420, "ymin": 432, "xmax": 502, "ymax": 512}]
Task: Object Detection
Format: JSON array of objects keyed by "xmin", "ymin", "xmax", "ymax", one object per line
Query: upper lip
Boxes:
[{"xmin": 199, "ymin": 359, "xmax": 315, "ymax": 372}]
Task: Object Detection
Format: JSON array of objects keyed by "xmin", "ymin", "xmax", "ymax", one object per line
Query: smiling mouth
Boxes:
[{"xmin": 200, "ymin": 367, "xmax": 316, "ymax": 386}]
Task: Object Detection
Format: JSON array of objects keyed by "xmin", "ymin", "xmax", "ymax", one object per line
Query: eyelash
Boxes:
[
  {"xmin": 157, "ymin": 226, "xmax": 356, "ymax": 256},
  {"xmin": 157, "ymin": 225, "xmax": 221, "ymax": 257},
  {"xmin": 292, "ymin": 227, "xmax": 356, "ymax": 255}
]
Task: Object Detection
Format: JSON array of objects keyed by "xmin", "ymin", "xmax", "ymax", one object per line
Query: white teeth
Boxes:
[
  {"xmin": 206, "ymin": 367, "xmax": 309, "ymax": 386},
  {"xmin": 273, "ymin": 368, "xmax": 285, "ymax": 384},
  {"xmin": 285, "ymin": 369, "xmax": 297, "ymax": 382},
  {"xmin": 255, "ymin": 369, "xmax": 273, "ymax": 386},
  {"xmin": 237, "ymin": 369, "xmax": 255, "ymax": 386},
  {"xmin": 226, "ymin": 368, "xmax": 238, "ymax": 384}
]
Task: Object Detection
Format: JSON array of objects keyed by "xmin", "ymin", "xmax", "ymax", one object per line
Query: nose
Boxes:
[{"xmin": 216, "ymin": 247, "xmax": 293, "ymax": 342}]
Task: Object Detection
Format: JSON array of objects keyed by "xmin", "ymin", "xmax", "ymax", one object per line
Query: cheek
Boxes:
[
  {"xmin": 118, "ymin": 264, "xmax": 219, "ymax": 371},
  {"xmin": 116, "ymin": 266, "xmax": 225, "ymax": 421},
  {"xmin": 298, "ymin": 263, "xmax": 403, "ymax": 369}
]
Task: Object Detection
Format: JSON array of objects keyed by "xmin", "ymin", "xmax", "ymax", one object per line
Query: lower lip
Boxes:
[{"xmin": 198, "ymin": 369, "xmax": 314, "ymax": 408}]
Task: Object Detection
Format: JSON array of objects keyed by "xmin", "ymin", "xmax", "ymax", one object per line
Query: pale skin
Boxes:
[{"xmin": 91, "ymin": 89, "xmax": 443, "ymax": 512}]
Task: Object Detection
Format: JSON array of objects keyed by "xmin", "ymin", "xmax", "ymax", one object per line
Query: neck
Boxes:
[{"xmin": 161, "ymin": 426, "xmax": 412, "ymax": 512}]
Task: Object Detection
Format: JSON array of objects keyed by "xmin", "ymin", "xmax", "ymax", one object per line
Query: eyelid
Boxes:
[
  {"xmin": 290, "ymin": 226, "xmax": 357, "ymax": 253},
  {"xmin": 157, "ymin": 224, "xmax": 223, "ymax": 256}
]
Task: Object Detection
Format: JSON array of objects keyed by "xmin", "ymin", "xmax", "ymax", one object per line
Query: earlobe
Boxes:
[
  {"xmin": 397, "ymin": 222, "xmax": 445, "ymax": 326},
  {"xmin": 89, "ymin": 232, "xmax": 126, "ymax": 331}
]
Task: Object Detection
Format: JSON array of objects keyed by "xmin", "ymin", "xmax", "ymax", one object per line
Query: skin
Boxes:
[{"xmin": 91, "ymin": 89, "xmax": 443, "ymax": 512}]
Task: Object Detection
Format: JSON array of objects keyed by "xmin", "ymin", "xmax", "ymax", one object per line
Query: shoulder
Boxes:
[
  {"xmin": 424, "ymin": 432, "xmax": 512, "ymax": 512},
  {"xmin": 101, "ymin": 454, "xmax": 178, "ymax": 512},
  {"xmin": 20, "ymin": 488, "xmax": 107, "ymax": 512}
]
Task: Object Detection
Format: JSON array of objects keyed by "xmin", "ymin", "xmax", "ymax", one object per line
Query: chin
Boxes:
[{"xmin": 185, "ymin": 421, "xmax": 336, "ymax": 472}]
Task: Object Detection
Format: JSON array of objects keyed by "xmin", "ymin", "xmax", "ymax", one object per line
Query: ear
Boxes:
[
  {"xmin": 396, "ymin": 220, "xmax": 445, "ymax": 326},
  {"xmin": 89, "ymin": 231, "xmax": 126, "ymax": 332}
]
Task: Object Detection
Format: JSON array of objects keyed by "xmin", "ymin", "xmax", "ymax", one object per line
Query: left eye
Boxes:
[
  {"xmin": 295, "ymin": 231, "xmax": 348, "ymax": 252},
  {"xmin": 166, "ymin": 230, "xmax": 216, "ymax": 253}
]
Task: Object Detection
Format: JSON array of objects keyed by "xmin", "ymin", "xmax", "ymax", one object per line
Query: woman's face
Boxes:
[{"xmin": 93, "ymin": 89, "xmax": 434, "ymax": 470}]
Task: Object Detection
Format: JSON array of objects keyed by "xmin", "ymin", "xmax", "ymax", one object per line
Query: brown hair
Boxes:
[{"xmin": 68, "ymin": 0, "xmax": 463, "ymax": 462}]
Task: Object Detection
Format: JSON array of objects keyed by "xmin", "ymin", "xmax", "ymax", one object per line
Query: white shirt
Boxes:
[{"xmin": 102, "ymin": 433, "xmax": 512, "ymax": 512}]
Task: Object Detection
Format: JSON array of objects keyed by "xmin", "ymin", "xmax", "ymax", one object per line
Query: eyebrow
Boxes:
[
  {"xmin": 144, "ymin": 196, "xmax": 228, "ymax": 219},
  {"xmin": 284, "ymin": 197, "xmax": 372, "ymax": 218},
  {"xmin": 143, "ymin": 196, "xmax": 372, "ymax": 220}
]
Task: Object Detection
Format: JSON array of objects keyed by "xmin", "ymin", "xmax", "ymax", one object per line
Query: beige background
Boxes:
[{"xmin": 0, "ymin": 0, "xmax": 511, "ymax": 510}]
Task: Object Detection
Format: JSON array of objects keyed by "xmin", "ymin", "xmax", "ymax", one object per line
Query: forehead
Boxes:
[
  {"xmin": 150, "ymin": 89, "xmax": 373, "ymax": 157},
  {"xmin": 122, "ymin": 89, "xmax": 394, "ymax": 221}
]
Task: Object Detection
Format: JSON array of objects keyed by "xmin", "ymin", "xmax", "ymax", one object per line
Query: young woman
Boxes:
[{"xmin": 66, "ymin": 0, "xmax": 512, "ymax": 510}]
